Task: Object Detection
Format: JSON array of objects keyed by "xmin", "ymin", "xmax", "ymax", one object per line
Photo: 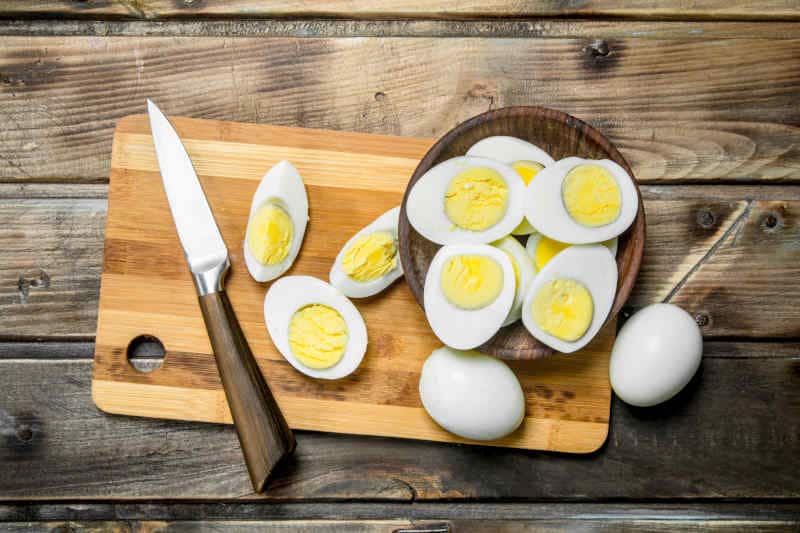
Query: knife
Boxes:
[{"xmin": 147, "ymin": 99, "xmax": 295, "ymax": 492}]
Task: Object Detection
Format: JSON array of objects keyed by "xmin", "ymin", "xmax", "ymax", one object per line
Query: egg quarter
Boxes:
[
  {"xmin": 264, "ymin": 276, "xmax": 368, "ymax": 380},
  {"xmin": 330, "ymin": 206, "xmax": 404, "ymax": 298},
  {"xmin": 492, "ymin": 235, "xmax": 536, "ymax": 327},
  {"xmin": 405, "ymin": 156, "xmax": 526, "ymax": 245},
  {"xmin": 424, "ymin": 244, "xmax": 516, "ymax": 350},
  {"xmin": 521, "ymin": 244, "xmax": 617, "ymax": 353}
]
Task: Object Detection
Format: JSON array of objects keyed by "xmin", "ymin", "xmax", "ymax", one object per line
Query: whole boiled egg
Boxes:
[
  {"xmin": 466, "ymin": 136, "xmax": 555, "ymax": 235},
  {"xmin": 492, "ymin": 235, "xmax": 536, "ymax": 326},
  {"xmin": 406, "ymin": 156, "xmax": 526, "ymax": 245},
  {"xmin": 526, "ymin": 231, "xmax": 618, "ymax": 273},
  {"xmin": 264, "ymin": 276, "xmax": 367, "ymax": 380},
  {"xmin": 330, "ymin": 206, "xmax": 403, "ymax": 298},
  {"xmin": 524, "ymin": 157, "xmax": 638, "ymax": 244},
  {"xmin": 419, "ymin": 346, "xmax": 525, "ymax": 441},
  {"xmin": 424, "ymin": 244, "xmax": 515, "ymax": 350},
  {"xmin": 244, "ymin": 160, "xmax": 309, "ymax": 282},
  {"xmin": 521, "ymin": 244, "xmax": 617, "ymax": 353},
  {"xmin": 610, "ymin": 303, "xmax": 702, "ymax": 407}
]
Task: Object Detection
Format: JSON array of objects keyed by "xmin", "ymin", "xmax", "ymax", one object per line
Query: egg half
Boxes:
[
  {"xmin": 492, "ymin": 235, "xmax": 536, "ymax": 326},
  {"xmin": 264, "ymin": 275, "xmax": 367, "ymax": 379},
  {"xmin": 526, "ymin": 231, "xmax": 618, "ymax": 273},
  {"xmin": 406, "ymin": 156, "xmax": 526, "ymax": 245},
  {"xmin": 330, "ymin": 206, "xmax": 403, "ymax": 298},
  {"xmin": 524, "ymin": 157, "xmax": 638, "ymax": 244},
  {"xmin": 466, "ymin": 136, "xmax": 554, "ymax": 236},
  {"xmin": 244, "ymin": 160, "xmax": 309, "ymax": 282},
  {"xmin": 424, "ymin": 244, "xmax": 515, "ymax": 350},
  {"xmin": 521, "ymin": 244, "xmax": 617, "ymax": 353}
]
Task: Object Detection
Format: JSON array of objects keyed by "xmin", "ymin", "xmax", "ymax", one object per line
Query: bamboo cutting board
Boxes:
[{"xmin": 93, "ymin": 114, "xmax": 613, "ymax": 453}]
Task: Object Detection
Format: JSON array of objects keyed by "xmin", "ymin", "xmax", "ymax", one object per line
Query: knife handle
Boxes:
[{"xmin": 198, "ymin": 289, "xmax": 296, "ymax": 493}]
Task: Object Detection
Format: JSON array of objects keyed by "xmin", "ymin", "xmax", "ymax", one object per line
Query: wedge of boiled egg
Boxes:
[
  {"xmin": 526, "ymin": 231, "xmax": 618, "ymax": 273},
  {"xmin": 492, "ymin": 236, "xmax": 535, "ymax": 326},
  {"xmin": 330, "ymin": 207, "xmax": 403, "ymax": 298},
  {"xmin": 264, "ymin": 276, "xmax": 367, "ymax": 379},
  {"xmin": 406, "ymin": 156, "xmax": 526, "ymax": 245},
  {"xmin": 466, "ymin": 136, "xmax": 555, "ymax": 236},
  {"xmin": 424, "ymin": 244, "xmax": 515, "ymax": 350},
  {"xmin": 524, "ymin": 157, "xmax": 638, "ymax": 244},
  {"xmin": 521, "ymin": 244, "xmax": 617, "ymax": 353},
  {"xmin": 244, "ymin": 160, "xmax": 309, "ymax": 282}
]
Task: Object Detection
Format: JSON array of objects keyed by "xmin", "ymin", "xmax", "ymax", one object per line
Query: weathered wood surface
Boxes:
[
  {"xmin": 1, "ymin": 340, "xmax": 798, "ymax": 499},
  {"xmin": 3, "ymin": 187, "xmax": 799, "ymax": 340},
  {"xmin": 1, "ymin": 34, "xmax": 799, "ymax": 183},
  {"xmin": 1, "ymin": 0, "xmax": 798, "ymax": 20}
]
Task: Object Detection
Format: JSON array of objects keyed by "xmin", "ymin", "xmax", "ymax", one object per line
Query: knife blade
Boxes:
[{"xmin": 147, "ymin": 99, "xmax": 295, "ymax": 492}]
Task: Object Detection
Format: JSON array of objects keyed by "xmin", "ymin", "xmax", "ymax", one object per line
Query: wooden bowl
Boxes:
[{"xmin": 398, "ymin": 106, "xmax": 646, "ymax": 360}]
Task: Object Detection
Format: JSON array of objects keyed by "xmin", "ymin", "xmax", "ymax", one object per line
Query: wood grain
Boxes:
[
  {"xmin": 93, "ymin": 115, "xmax": 614, "ymax": 453},
  {"xmin": 1, "ymin": 35, "xmax": 799, "ymax": 182},
  {"xmin": 1, "ymin": 1, "xmax": 797, "ymax": 20},
  {"xmin": 3, "ymin": 344, "xmax": 798, "ymax": 499}
]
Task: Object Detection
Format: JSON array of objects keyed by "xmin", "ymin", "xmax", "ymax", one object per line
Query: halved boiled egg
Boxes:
[
  {"xmin": 521, "ymin": 245, "xmax": 617, "ymax": 353},
  {"xmin": 244, "ymin": 160, "xmax": 309, "ymax": 282},
  {"xmin": 424, "ymin": 244, "xmax": 515, "ymax": 350},
  {"xmin": 264, "ymin": 276, "xmax": 367, "ymax": 379},
  {"xmin": 406, "ymin": 156, "xmax": 526, "ymax": 245},
  {"xmin": 330, "ymin": 206, "xmax": 403, "ymax": 298},
  {"xmin": 492, "ymin": 236, "xmax": 535, "ymax": 326},
  {"xmin": 526, "ymin": 231, "xmax": 618, "ymax": 273},
  {"xmin": 524, "ymin": 157, "xmax": 638, "ymax": 244},
  {"xmin": 466, "ymin": 136, "xmax": 554, "ymax": 236}
]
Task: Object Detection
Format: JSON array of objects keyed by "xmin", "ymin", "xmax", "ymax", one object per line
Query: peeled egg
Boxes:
[
  {"xmin": 524, "ymin": 157, "xmax": 638, "ymax": 244},
  {"xmin": 492, "ymin": 236, "xmax": 535, "ymax": 326},
  {"xmin": 406, "ymin": 156, "xmax": 526, "ymax": 245},
  {"xmin": 330, "ymin": 206, "xmax": 403, "ymax": 298},
  {"xmin": 521, "ymin": 245, "xmax": 617, "ymax": 353},
  {"xmin": 264, "ymin": 275, "xmax": 367, "ymax": 379},
  {"xmin": 526, "ymin": 231, "xmax": 618, "ymax": 273},
  {"xmin": 244, "ymin": 160, "xmax": 309, "ymax": 282},
  {"xmin": 466, "ymin": 136, "xmax": 555, "ymax": 236},
  {"xmin": 419, "ymin": 346, "xmax": 525, "ymax": 441},
  {"xmin": 610, "ymin": 303, "xmax": 702, "ymax": 407},
  {"xmin": 424, "ymin": 244, "xmax": 515, "ymax": 350}
]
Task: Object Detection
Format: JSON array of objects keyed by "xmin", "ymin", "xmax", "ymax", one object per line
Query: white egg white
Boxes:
[
  {"xmin": 329, "ymin": 206, "xmax": 403, "ymax": 298},
  {"xmin": 524, "ymin": 157, "xmax": 638, "ymax": 244},
  {"xmin": 466, "ymin": 135, "xmax": 555, "ymax": 167},
  {"xmin": 419, "ymin": 346, "xmax": 525, "ymax": 441},
  {"xmin": 424, "ymin": 244, "xmax": 516, "ymax": 350},
  {"xmin": 525, "ymin": 232, "xmax": 618, "ymax": 272},
  {"xmin": 521, "ymin": 245, "xmax": 617, "ymax": 354},
  {"xmin": 492, "ymin": 236, "xmax": 536, "ymax": 326},
  {"xmin": 405, "ymin": 156, "xmax": 526, "ymax": 245},
  {"xmin": 244, "ymin": 160, "xmax": 309, "ymax": 282},
  {"xmin": 264, "ymin": 276, "xmax": 367, "ymax": 380}
]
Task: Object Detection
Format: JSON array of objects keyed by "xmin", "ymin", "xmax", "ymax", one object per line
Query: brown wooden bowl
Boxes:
[{"xmin": 398, "ymin": 106, "xmax": 646, "ymax": 360}]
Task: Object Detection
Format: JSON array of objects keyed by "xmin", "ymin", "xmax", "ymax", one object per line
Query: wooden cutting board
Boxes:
[{"xmin": 93, "ymin": 114, "xmax": 614, "ymax": 453}]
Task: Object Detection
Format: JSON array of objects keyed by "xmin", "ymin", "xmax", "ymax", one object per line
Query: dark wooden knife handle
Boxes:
[{"xmin": 198, "ymin": 289, "xmax": 295, "ymax": 492}]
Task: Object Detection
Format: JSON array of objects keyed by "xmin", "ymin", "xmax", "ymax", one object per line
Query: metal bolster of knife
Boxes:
[{"xmin": 192, "ymin": 257, "xmax": 230, "ymax": 296}]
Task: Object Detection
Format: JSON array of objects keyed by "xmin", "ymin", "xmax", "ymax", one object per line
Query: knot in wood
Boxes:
[
  {"xmin": 694, "ymin": 312, "xmax": 710, "ymax": 328},
  {"xmin": 588, "ymin": 40, "xmax": 610, "ymax": 58},
  {"xmin": 697, "ymin": 209, "xmax": 716, "ymax": 229}
]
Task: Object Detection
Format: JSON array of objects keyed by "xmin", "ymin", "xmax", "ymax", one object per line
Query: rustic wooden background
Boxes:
[{"xmin": 1, "ymin": 2, "xmax": 799, "ymax": 531}]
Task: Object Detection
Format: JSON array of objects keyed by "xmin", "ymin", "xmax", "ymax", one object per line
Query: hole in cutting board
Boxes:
[{"xmin": 126, "ymin": 335, "xmax": 165, "ymax": 373}]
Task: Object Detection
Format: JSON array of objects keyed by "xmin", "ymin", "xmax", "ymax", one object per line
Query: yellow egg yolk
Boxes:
[
  {"xmin": 444, "ymin": 167, "xmax": 509, "ymax": 231},
  {"xmin": 534, "ymin": 236, "xmax": 616, "ymax": 272},
  {"xmin": 288, "ymin": 304, "xmax": 348, "ymax": 369},
  {"xmin": 440, "ymin": 254, "xmax": 504, "ymax": 310},
  {"xmin": 562, "ymin": 164, "xmax": 621, "ymax": 227},
  {"xmin": 532, "ymin": 278, "xmax": 594, "ymax": 341},
  {"xmin": 342, "ymin": 231, "xmax": 397, "ymax": 282},
  {"xmin": 247, "ymin": 203, "xmax": 293, "ymax": 265},
  {"xmin": 511, "ymin": 160, "xmax": 545, "ymax": 185}
]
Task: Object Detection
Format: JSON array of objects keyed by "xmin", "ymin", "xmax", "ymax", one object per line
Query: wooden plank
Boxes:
[
  {"xmin": 0, "ymin": 345, "xmax": 797, "ymax": 499},
  {"xmin": 1, "ymin": 35, "xmax": 799, "ymax": 182},
  {"xmin": 1, "ymin": 1, "xmax": 798, "ymax": 20}
]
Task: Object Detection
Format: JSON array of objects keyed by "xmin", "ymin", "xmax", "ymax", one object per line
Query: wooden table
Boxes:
[{"xmin": 1, "ymin": 3, "xmax": 799, "ymax": 531}]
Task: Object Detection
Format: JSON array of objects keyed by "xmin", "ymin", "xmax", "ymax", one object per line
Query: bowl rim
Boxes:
[{"xmin": 398, "ymin": 105, "xmax": 646, "ymax": 360}]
